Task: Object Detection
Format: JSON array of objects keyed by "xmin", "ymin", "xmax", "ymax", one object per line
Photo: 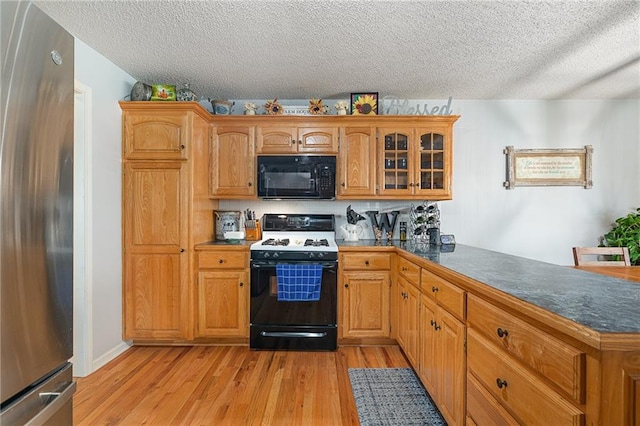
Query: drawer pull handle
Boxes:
[
  {"xmin": 432, "ymin": 286, "xmax": 439, "ymax": 293},
  {"xmin": 496, "ymin": 378, "xmax": 508, "ymax": 389},
  {"xmin": 434, "ymin": 323, "xmax": 441, "ymax": 331},
  {"xmin": 430, "ymin": 319, "xmax": 436, "ymax": 327},
  {"xmin": 497, "ymin": 328, "xmax": 509, "ymax": 338},
  {"xmin": 219, "ymin": 259, "xmax": 224, "ymax": 264},
  {"xmin": 365, "ymin": 260, "xmax": 370, "ymax": 266}
]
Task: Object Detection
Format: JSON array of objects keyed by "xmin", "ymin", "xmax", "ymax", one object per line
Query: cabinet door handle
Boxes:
[
  {"xmin": 497, "ymin": 328, "xmax": 509, "ymax": 338},
  {"xmin": 401, "ymin": 266, "xmax": 407, "ymax": 271},
  {"xmin": 298, "ymin": 140, "xmax": 302, "ymax": 145},
  {"xmin": 291, "ymin": 139, "xmax": 295, "ymax": 145},
  {"xmin": 496, "ymin": 378, "xmax": 508, "ymax": 389},
  {"xmin": 430, "ymin": 320, "xmax": 436, "ymax": 327},
  {"xmin": 341, "ymin": 182, "xmax": 346, "ymax": 187},
  {"xmin": 434, "ymin": 323, "xmax": 441, "ymax": 331},
  {"xmin": 239, "ymin": 282, "xmax": 244, "ymax": 287},
  {"xmin": 431, "ymin": 286, "xmax": 438, "ymax": 293},
  {"xmin": 344, "ymin": 284, "xmax": 349, "ymax": 288},
  {"xmin": 180, "ymin": 144, "xmax": 185, "ymax": 150},
  {"xmin": 180, "ymin": 248, "xmax": 185, "ymax": 253},
  {"xmin": 365, "ymin": 260, "xmax": 370, "ymax": 266},
  {"xmin": 248, "ymin": 182, "xmax": 252, "ymax": 187},
  {"xmin": 218, "ymin": 259, "xmax": 224, "ymax": 264}
]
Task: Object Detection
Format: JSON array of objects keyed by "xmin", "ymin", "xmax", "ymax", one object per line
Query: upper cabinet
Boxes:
[
  {"xmin": 337, "ymin": 126, "xmax": 377, "ymax": 197},
  {"xmin": 378, "ymin": 122, "xmax": 454, "ymax": 199},
  {"xmin": 123, "ymin": 111, "xmax": 188, "ymax": 160},
  {"xmin": 256, "ymin": 126, "xmax": 338, "ymax": 154},
  {"xmin": 210, "ymin": 125, "xmax": 256, "ymax": 198}
]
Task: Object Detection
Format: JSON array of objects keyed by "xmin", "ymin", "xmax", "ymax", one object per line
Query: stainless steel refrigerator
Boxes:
[{"xmin": 1, "ymin": 2, "xmax": 76, "ymax": 424}]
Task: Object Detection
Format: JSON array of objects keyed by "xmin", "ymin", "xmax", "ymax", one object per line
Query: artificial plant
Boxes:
[{"xmin": 601, "ymin": 207, "xmax": 640, "ymax": 265}]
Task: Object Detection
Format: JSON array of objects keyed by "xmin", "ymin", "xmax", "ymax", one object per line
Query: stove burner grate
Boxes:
[
  {"xmin": 262, "ymin": 238, "xmax": 290, "ymax": 246},
  {"xmin": 304, "ymin": 238, "xmax": 329, "ymax": 247}
]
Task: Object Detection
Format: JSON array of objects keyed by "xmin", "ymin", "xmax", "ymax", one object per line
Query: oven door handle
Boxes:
[
  {"xmin": 260, "ymin": 331, "xmax": 327, "ymax": 338},
  {"xmin": 251, "ymin": 262, "xmax": 337, "ymax": 269}
]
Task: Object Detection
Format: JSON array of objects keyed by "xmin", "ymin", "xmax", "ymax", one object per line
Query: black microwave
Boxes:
[{"xmin": 257, "ymin": 155, "xmax": 336, "ymax": 199}]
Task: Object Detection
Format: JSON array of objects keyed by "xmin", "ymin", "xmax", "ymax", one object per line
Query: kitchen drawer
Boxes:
[
  {"xmin": 198, "ymin": 251, "xmax": 248, "ymax": 269},
  {"xmin": 420, "ymin": 269, "xmax": 465, "ymax": 321},
  {"xmin": 340, "ymin": 253, "xmax": 391, "ymax": 270},
  {"xmin": 397, "ymin": 256, "xmax": 420, "ymax": 286},
  {"xmin": 467, "ymin": 372, "xmax": 519, "ymax": 426},
  {"xmin": 467, "ymin": 329, "xmax": 584, "ymax": 425},
  {"xmin": 467, "ymin": 294, "xmax": 585, "ymax": 403}
]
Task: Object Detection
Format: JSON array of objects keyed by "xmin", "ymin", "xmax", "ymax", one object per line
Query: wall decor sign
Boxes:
[
  {"xmin": 350, "ymin": 93, "xmax": 378, "ymax": 115},
  {"xmin": 381, "ymin": 96, "xmax": 454, "ymax": 115},
  {"xmin": 503, "ymin": 145, "xmax": 593, "ymax": 189}
]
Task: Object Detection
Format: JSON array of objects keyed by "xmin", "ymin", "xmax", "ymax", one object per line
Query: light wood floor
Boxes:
[{"xmin": 73, "ymin": 345, "xmax": 410, "ymax": 425}]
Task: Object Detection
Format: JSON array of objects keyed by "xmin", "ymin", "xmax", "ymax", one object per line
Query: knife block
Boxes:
[{"xmin": 244, "ymin": 220, "xmax": 261, "ymax": 241}]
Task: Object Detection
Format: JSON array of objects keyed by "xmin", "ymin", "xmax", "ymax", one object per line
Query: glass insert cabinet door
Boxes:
[
  {"xmin": 381, "ymin": 131, "xmax": 411, "ymax": 193},
  {"xmin": 418, "ymin": 131, "xmax": 446, "ymax": 191}
]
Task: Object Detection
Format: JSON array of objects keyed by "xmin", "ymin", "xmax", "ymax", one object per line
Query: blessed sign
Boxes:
[{"xmin": 381, "ymin": 96, "xmax": 454, "ymax": 115}]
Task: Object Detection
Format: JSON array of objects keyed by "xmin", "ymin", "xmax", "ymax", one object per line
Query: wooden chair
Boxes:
[{"xmin": 572, "ymin": 246, "xmax": 631, "ymax": 266}]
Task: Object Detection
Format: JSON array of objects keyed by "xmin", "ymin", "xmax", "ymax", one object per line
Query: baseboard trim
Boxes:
[{"xmin": 92, "ymin": 341, "xmax": 132, "ymax": 372}]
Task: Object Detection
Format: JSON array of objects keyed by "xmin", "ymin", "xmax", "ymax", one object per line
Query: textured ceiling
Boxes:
[{"xmin": 35, "ymin": 0, "xmax": 640, "ymax": 100}]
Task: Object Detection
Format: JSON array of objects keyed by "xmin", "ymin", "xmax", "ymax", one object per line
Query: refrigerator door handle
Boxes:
[{"xmin": 25, "ymin": 381, "xmax": 76, "ymax": 426}]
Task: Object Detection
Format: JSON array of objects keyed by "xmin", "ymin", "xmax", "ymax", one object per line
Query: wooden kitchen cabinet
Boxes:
[
  {"xmin": 418, "ymin": 268, "xmax": 466, "ymax": 426},
  {"xmin": 121, "ymin": 102, "xmax": 215, "ymax": 342},
  {"xmin": 123, "ymin": 161, "xmax": 189, "ymax": 339},
  {"xmin": 196, "ymin": 250, "xmax": 249, "ymax": 337},
  {"xmin": 396, "ymin": 275, "xmax": 420, "ymax": 367},
  {"xmin": 123, "ymin": 111, "xmax": 188, "ymax": 160},
  {"xmin": 256, "ymin": 126, "xmax": 338, "ymax": 154},
  {"xmin": 339, "ymin": 252, "xmax": 392, "ymax": 340},
  {"xmin": 209, "ymin": 125, "xmax": 256, "ymax": 198},
  {"xmin": 378, "ymin": 123, "xmax": 454, "ymax": 199},
  {"xmin": 337, "ymin": 126, "xmax": 376, "ymax": 197}
]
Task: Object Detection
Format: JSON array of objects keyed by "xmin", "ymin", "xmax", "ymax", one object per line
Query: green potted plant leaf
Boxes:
[{"xmin": 601, "ymin": 207, "xmax": 640, "ymax": 265}]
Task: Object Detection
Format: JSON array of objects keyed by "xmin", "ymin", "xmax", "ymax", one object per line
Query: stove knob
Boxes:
[
  {"xmin": 317, "ymin": 252, "xmax": 324, "ymax": 258},
  {"xmin": 263, "ymin": 252, "xmax": 270, "ymax": 258},
  {"xmin": 308, "ymin": 252, "xmax": 315, "ymax": 258},
  {"xmin": 272, "ymin": 252, "xmax": 279, "ymax": 258}
]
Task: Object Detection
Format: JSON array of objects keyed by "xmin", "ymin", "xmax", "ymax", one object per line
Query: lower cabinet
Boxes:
[
  {"xmin": 341, "ymin": 271, "xmax": 391, "ymax": 339},
  {"xmin": 339, "ymin": 252, "xmax": 392, "ymax": 340},
  {"xmin": 418, "ymin": 292, "xmax": 466, "ymax": 426},
  {"xmin": 397, "ymin": 275, "xmax": 420, "ymax": 367},
  {"xmin": 196, "ymin": 250, "xmax": 249, "ymax": 338}
]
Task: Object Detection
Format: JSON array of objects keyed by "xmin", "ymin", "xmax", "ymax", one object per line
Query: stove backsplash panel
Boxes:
[{"xmin": 219, "ymin": 200, "xmax": 418, "ymax": 240}]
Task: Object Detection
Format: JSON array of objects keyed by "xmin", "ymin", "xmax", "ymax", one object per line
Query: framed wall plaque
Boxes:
[{"xmin": 503, "ymin": 145, "xmax": 593, "ymax": 189}]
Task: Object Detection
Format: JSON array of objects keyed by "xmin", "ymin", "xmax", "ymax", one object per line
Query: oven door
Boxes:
[{"xmin": 250, "ymin": 259, "xmax": 337, "ymax": 350}]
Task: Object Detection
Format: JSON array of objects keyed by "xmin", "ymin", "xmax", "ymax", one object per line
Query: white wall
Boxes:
[{"xmin": 75, "ymin": 39, "xmax": 135, "ymax": 370}]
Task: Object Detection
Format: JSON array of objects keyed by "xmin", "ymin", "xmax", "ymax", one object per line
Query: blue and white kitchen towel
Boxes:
[{"xmin": 276, "ymin": 263, "xmax": 323, "ymax": 302}]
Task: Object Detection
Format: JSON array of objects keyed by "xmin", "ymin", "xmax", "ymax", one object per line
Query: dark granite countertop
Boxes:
[{"xmin": 337, "ymin": 240, "xmax": 640, "ymax": 334}]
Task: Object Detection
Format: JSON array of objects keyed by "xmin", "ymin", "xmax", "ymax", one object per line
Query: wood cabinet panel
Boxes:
[
  {"xmin": 341, "ymin": 271, "xmax": 390, "ymax": 339},
  {"xmin": 198, "ymin": 251, "xmax": 248, "ymax": 269},
  {"xmin": 124, "ymin": 253, "xmax": 186, "ymax": 339},
  {"xmin": 468, "ymin": 329, "xmax": 584, "ymax": 425},
  {"xmin": 397, "ymin": 276, "xmax": 420, "ymax": 367},
  {"xmin": 340, "ymin": 252, "xmax": 391, "ymax": 270},
  {"xmin": 197, "ymin": 270, "xmax": 248, "ymax": 337},
  {"xmin": 210, "ymin": 126, "xmax": 255, "ymax": 197},
  {"xmin": 124, "ymin": 112, "xmax": 187, "ymax": 160},
  {"xmin": 337, "ymin": 127, "xmax": 376, "ymax": 197},
  {"xmin": 398, "ymin": 256, "xmax": 421, "ymax": 286},
  {"xmin": 419, "ymin": 293, "xmax": 438, "ymax": 397},
  {"xmin": 421, "ymin": 269, "xmax": 465, "ymax": 321},
  {"xmin": 467, "ymin": 373, "xmax": 519, "ymax": 426},
  {"xmin": 256, "ymin": 126, "xmax": 338, "ymax": 154},
  {"xmin": 467, "ymin": 294, "xmax": 585, "ymax": 403},
  {"xmin": 124, "ymin": 162, "xmax": 184, "ymax": 248}
]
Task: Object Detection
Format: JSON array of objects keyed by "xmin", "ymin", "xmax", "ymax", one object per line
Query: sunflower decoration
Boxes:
[
  {"xmin": 308, "ymin": 98, "xmax": 324, "ymax": 115},
  {"xmin": 352, "ymin": 94, "xmax": 377, "ymax": 115},
  {"xmin": 264, "ymin": 99, "xmax": 283, "ymax": 115}
]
